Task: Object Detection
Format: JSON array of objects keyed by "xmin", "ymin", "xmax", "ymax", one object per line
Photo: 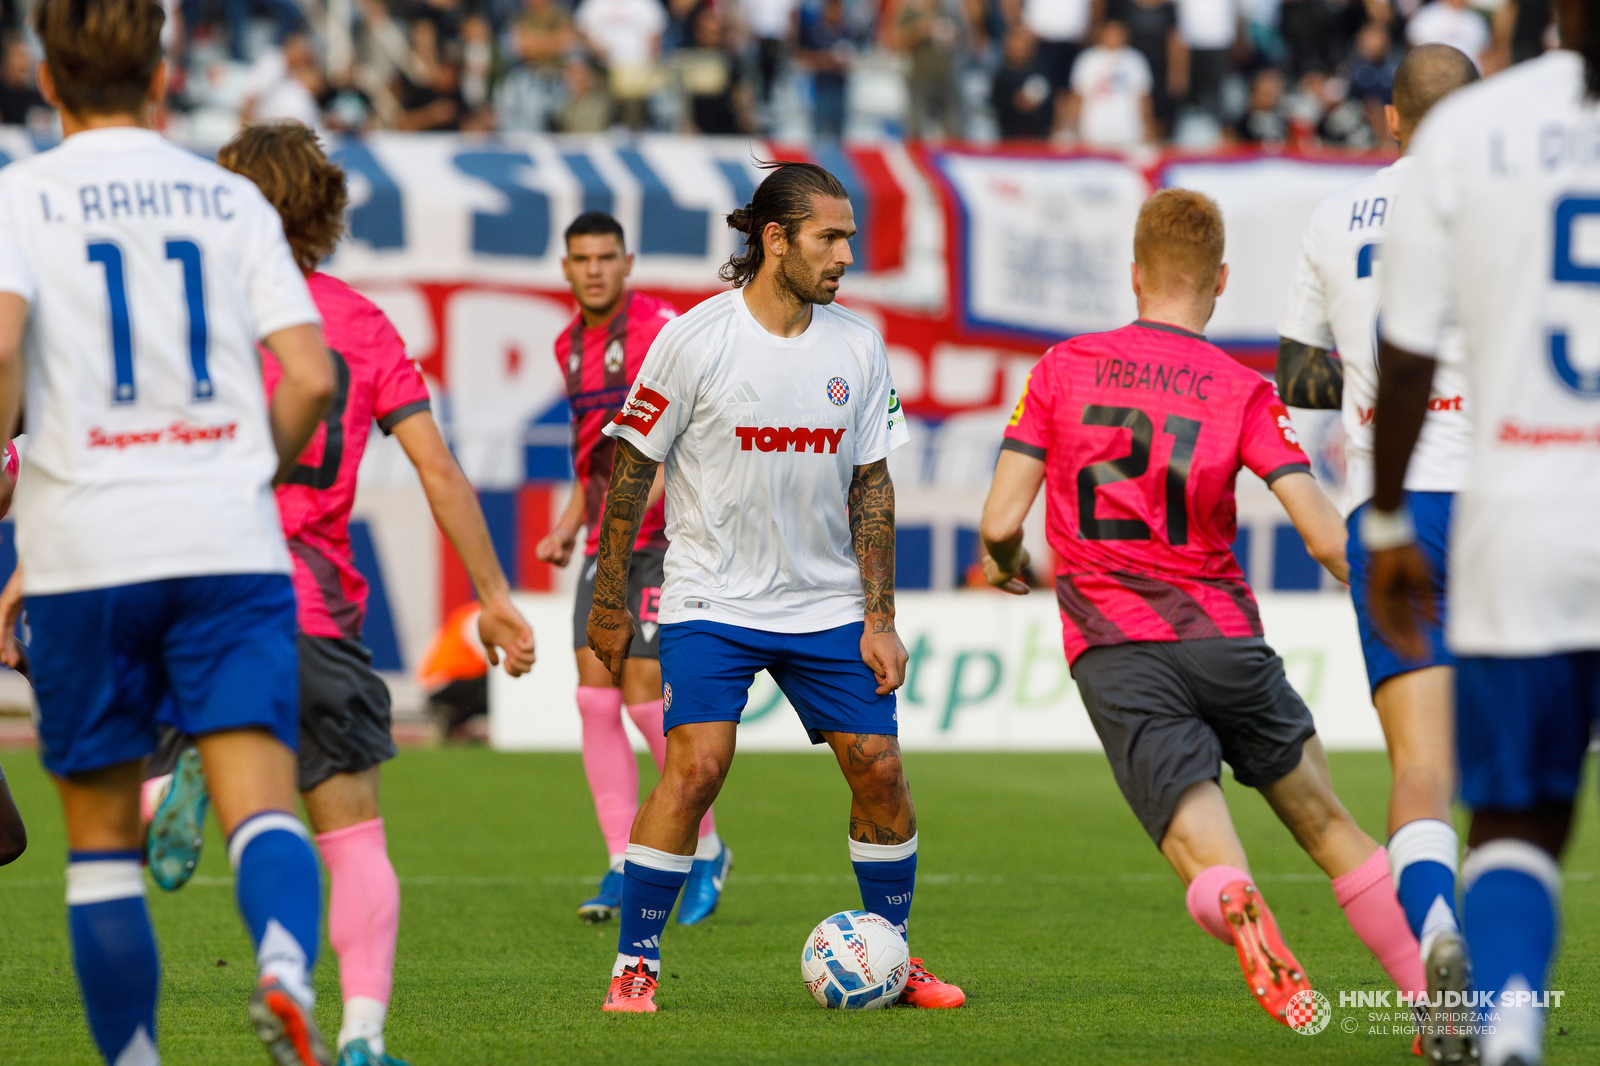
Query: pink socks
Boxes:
[
  {"xmin": 578, "ymin": 687, "xmax": 638, "ymax": 856},
  {"xmin": 1332, "ymin": 846, "xmax": 1426, "ymax": 997},
  {"xmin": 1185, "ymin": 864, "xmax": 1248, "ymax": 944},
  {"xmin": 625, "ymin": 698, "xmax": 717, "ymax": 842},
  {"xmin": 316, "ymin": 817, "xmax": 400, "ymax": 1052}
]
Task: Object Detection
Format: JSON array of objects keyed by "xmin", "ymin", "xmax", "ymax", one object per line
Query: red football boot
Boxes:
[
  {"xmin": 898, "ymin": 958, "xmax": 966, "ymax": 1008},
  {"xmin": 602, "ymin": 959, "xmax": 659, "ymax": 1013},
  {"xmin": 1219, "ymin": 879, "xmax": 1311, "ymax": 1027}
]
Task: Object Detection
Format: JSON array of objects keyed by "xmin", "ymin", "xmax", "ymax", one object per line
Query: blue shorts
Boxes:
[
  {"xmin": 659, "ymin": 620, "xmax": 897, "ymax": 744},
  {"xmin": 28, "ymin": 573, "xmax": 300, "ymax": 777},
  {"xmin": 1346, "ymin": 491, "xmax": 1455, "ymax": 693},
  {"xmin": 1457, "ymin": 651, "xmax": 1600, "ymax": 811}
]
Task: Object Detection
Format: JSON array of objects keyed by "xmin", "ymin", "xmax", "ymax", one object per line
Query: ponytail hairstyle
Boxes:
[{"xmin": 720, "ymin": 160, "xmax": 850, "ymax": 288}]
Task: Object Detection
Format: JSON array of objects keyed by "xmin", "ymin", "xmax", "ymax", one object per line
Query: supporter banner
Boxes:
[
  {"xmin": 326, "ymin": 133, "xmax": 929, "ymax": 290},
  {"xmin": 926, "ymin": 147, "xmax": 1389, "ymax": 349},
  {"xmin": 488, "ymin": 591, "xmax": 1383, "ymax": 752}
]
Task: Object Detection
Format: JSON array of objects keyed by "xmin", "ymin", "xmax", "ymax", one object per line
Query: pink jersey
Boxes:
[
  {"xmin": 1003, "ymin": 320, "xmax": 1311, "ymax": 664},
  {"xmin": 553, "ymin": 292, "xmax": 675, "ymax": 557},
  {"xmin": 266, "ymin": 273, "xmax": 432, "ymax": 639}
]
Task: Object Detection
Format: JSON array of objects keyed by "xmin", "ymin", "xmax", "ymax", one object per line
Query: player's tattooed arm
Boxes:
[
  {"xmin": 848, "ymin": 458, "xmax": 897, "ymax": 627},
  {"xmin": 587, "ymin": 439, "xmax": 658, "ymax": 683},
  {"xmin": 592, "ymin": 439, "xmax": 657, "ymax": 612},
  {"xmin": 1275, "ymin": 338, "xmax": 1343, "ymax": 409}
]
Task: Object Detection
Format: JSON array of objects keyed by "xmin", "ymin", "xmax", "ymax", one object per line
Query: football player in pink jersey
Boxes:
[
  {"xmin": 0, "ymin": 440, "xmax": 24, "ymax": 869},
  {"xmin": 978, "ymin": 190, "xmax": 1425, "ymax": 1029},
  {"xmin": 127, "ymin": 122, "xmax": 537, "ymax": 1066},
  {"xmin": 535, "ymin": 212, "xmax": 729, "ymax": 926}
]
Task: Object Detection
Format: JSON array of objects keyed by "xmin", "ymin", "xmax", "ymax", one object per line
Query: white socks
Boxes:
[
  {"xmin": 694, "ymin": 832, "xmax": 723, "ymax": 861},
  {"xmin": 338, "ymin": 997, "xmax": 387, "ymax": 1055}
]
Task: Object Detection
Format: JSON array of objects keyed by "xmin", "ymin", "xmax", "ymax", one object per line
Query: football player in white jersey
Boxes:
[
  {"xmin": 1369, "ymin": 3, "xmax": 1600, "ymax": 1064},
  {"xmin": 0, "ymin": 2, "xmax": 337, "ymax": 1063},
  {"xmin": 586, "ymin": 162, "xmax": 964, "ymax": 1013},
  {"xmin": 1275, "ymin": 43, "xmax": 1479, "ymax": 1063}
]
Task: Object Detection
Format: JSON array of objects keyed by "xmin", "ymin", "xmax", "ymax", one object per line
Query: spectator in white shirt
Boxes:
[
  {"xmin": 1405, "ymin": 0, "xmax": 1491, "ymax": 69},
  {"xmin": 1176, "ymin": 0, "xmax": 1236, "ymax": 120},
  {"xmin": 576, "ymin": 0, "xmax": 667, "ymax": 128},
  {"xmin": 742, "ymin": 0, "xmax": 799, "ymax": 105},
  {"xmin": 1064, "ymin": 19, "xmax": 1154, "ymax": 145}
]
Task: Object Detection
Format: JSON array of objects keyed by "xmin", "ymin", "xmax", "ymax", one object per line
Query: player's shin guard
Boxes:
[
  {"xmin": 578, "ymin": 687, "xmax": 636, "ymax": 862},
  {"xmin": 316, "ymin": 818, "xmax": 399, "ymax": 1055},
  {"xmin": 1331, "ymin": 847, "xmax": 1426, "ymax": 997},
  {"xmin": 614, "ymin": 844, "xmax": 691, "ymax": 976},
  {"xmin": 850, "ymin": 835, "xmax": 917, "ymax": 939},
  {"xmin": 230, "ymin": 812, "xmax": 322, "ymax": 1007},
  {"xmin": 1388, "ymin": 818, "xmax": 1461, "ymax": 955},
  {"xmin": 67, "ymin": 851, "xmax": 160, "ymax": 1065},
  {"xmin": 1462, "ymin": 840, "xmax": 1560, "ymax": 1066}
]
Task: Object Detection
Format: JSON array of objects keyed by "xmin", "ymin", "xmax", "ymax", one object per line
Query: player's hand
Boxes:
[
  {"xmin": 861, "ymin": 615, "xmax": 909, "ymax": 695},
  {"xmin": 587, "ymin": 605, "xmax": 636, "ymax": 688},
  {"xmin": 535, "ymin": 527, "xmax": 578, "ymax": 568},
  {"xmin": 478, "ymin": 593, "xmax": 536, "ymax": 677},
  {"xmin": 0, "ymin": 565, "xmax": 22, "ymax": 669},
  {"xmin": 1367, "ymin": 543, "xmax": 1437, "ymax": 662},
  {"xmin": 982, "ymin": 547, "xmax": 1031, "ymax": 595}
]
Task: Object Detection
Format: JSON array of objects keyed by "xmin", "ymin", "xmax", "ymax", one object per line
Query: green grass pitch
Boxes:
[{"xmin": 1, "ymin": 747, "xmax": 1596, "ymax": 1065}]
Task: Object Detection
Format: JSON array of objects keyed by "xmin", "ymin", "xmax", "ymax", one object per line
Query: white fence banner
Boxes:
[{"xmin": 490, "ymin": 590, "xmax": 1382, "ymax": 753}]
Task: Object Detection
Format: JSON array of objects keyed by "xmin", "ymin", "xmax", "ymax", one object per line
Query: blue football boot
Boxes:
[
  {"xmin": 147, "ymin": 746, "xmax": 210, "ymax": 892},
  {"xmin": 336, "ymin": 1038, "xmax": 409, "ymax": 1066},
  {"xmin": 579, "ymin": 868, "xmax": 625, "ymax": 924},
  {"xmin": 677, "ymin": 843, "xmax": 731, "ymax": 925}
]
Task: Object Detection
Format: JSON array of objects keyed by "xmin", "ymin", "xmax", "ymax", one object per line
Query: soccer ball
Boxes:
[{"xmin": 800, "ymin": 910, "xmax": 910, "ymax": 1009}]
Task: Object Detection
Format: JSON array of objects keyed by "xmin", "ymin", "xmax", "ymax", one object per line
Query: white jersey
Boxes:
[
  {"xmin": 1383, "ymin": 51, "xmax": 1600, "ymax": 656},
  {"xmin": 0, "ymin": 128, "xmax": 319, "ymax": 595},
  {"xmin": 603, "ymin": 288, "xmax": 911, "ymax": 632},
  {"xmin": 1278, "ymin": 157, "xmax": 1472, "ymax": 515}
]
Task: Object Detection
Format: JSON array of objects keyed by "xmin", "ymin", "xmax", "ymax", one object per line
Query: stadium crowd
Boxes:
[{"xmin": 0, "ymin": 0, "xmax": 1563, "ymax": 147}]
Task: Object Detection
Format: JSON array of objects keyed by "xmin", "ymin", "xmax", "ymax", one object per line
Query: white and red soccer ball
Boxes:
[{"xmin": 800, "ymin": 910, "xmax": 909, "ymax": 1009}]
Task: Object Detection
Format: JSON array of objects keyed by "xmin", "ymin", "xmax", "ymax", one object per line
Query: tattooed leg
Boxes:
[{"xmin": 824, "ymin": 731, "xmax": 915, "ymax": 843}]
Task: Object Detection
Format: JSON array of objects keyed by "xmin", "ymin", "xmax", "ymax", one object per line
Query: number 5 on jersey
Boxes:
[{"xmin": 87, "ymin": 238, "xmax": 213, "ymax": 406}]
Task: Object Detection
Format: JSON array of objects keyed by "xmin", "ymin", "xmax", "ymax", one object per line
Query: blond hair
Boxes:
[{"xmin": 1133, "ymin": 189, "xmax": 1225, "ymax": 297}]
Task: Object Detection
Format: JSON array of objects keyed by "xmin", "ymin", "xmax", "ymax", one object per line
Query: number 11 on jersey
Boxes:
[{"xmin": 87, "ymin": 237, "xmax": 213, "ymax": 406}]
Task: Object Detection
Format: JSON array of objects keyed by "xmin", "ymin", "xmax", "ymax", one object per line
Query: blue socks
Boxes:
[
  {"xmin": 228, "ymin": 811, "xmax": 322, "ymax": 1006},
  {"xmin": 1462, "ymin": 839, "xmax": 1561, "ymax": 1064},
  {"xmin": 614, "ymin": 844, "xmax": 692, "ymax": 976},
  {"xmin": 850, "ymin": 835, "xmax": 918, "ymax": 939},
  {"xmin": 1387, "ymin": 818, "xmax": 1460, "ymax": 951},
  {"xmin": 67, "ymin": 850, "xmax": 160, "ymax": 1065}
]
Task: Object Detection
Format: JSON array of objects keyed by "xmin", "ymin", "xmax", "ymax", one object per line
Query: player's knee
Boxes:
[
  {"xmin": 849, "ymin": 755, "xmax": 907, "ymax": 808},
  {"xmin": 673, "ymin": 752, "xmax": 730, "ymax": 808}
]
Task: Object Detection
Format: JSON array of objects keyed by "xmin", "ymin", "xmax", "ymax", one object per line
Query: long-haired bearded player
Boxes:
[
  {"xmin": 535, "ymin": 211, "xmax": 729, "ymax": 927},
  {"xmin": 587, "ymin": 162, "xmax": 964, "ymax": 1013}
]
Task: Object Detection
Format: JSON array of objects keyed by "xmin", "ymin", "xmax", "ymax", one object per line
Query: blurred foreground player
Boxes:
[
  {"xmin": 0, "ymin": 2, "xmax": 336, "ymax": 1061},
  {"xmin": 979, "ymin": 190, "xmax": 1425, "ymax": 1028},
  {"xmin": 0, "ymin": 442, "xmax": 23, "ymax": 868},
  {"xmin": 136, "ymin": 122, "xmax": 536, "ymax": 1066},
  {"xmin": 1369, "ymin": 3, "xmax": 1600, "ymax": 1062},
  {"xmin": 1277, "ymin": 43, "xmax": 1479, "ymax": 1062},
  {"xmin": 535, "ymin": 211, "xmax": 728, "ymax": 926},
  {"xmin": 588, "ymin": 162, "xmax": 963, "ymax": 1012}
]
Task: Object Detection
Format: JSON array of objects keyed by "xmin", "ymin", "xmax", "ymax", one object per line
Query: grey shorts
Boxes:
[
  {"xmin": 147, "ymin": 633, "xmax": 395, "ymax": 793},
  {"xmin": 1071, "ymin": 637, "xmax": 1317, "ymax": 846},
  {"xmin": 572, "ymin": 549, "xmax": 665, "ymax": 659}
]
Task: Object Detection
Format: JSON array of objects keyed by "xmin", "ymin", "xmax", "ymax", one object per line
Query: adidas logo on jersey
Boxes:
[
  {"xmin": 725, "ymin": 381, "xmax": 761, "ymax": 404},
  {"xmin": 733, "ymin": 426, "xmax": 847, "ymax": 454}
]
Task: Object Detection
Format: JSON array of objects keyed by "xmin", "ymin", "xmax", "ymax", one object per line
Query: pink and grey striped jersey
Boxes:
[
  {"xmin": 553, "ymin": 292, "xmax": 675, "ymax": 557},
  {"xmin": 267, "ymin": 272, "xmax": 432, "ymax": 640},
  {"xmin": 1003, "ymin": 320, "xmax": 1312, "ymax": 664}
]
